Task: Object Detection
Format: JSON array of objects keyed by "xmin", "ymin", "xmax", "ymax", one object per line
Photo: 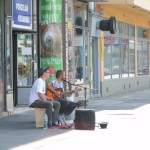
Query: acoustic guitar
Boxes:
[{"xmin": 46, "ymin": 88, "xmax": 82, "ymax": 101}]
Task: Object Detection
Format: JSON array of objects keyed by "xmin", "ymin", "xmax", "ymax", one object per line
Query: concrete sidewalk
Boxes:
[{"xmin": 1, "ymin": 88, "xmax": 150, "ymax": 150}]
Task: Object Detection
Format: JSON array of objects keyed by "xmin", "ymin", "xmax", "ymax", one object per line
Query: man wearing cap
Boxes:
[{"xmin": 29, "ymin": 67, "xmax": 60, "ymax": 128}]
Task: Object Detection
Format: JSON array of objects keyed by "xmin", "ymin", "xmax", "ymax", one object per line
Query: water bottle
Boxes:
[{"xmin": 44, "ymin": 114, "xmax": 48, "ymax": 129}]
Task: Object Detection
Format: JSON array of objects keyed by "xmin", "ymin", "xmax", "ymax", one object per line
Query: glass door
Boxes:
[
  {"xmin": 17, "ymin": 34, "xmax": 36, "ymax": 86},
  {"xmin": 16, "ymin": 33, "xmax": 37, "ymax": 105}
]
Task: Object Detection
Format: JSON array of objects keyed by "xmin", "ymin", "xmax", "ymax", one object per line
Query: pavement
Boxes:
[{"xmin": 1, "ymin": 88, "xmax": 150, "ymax": 150}]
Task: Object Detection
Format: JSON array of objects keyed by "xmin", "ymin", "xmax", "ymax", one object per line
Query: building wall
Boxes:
[
  {"xmin": 98, "ymin": 0, "xmax": 150, "ymax": 11},
  {"xmin": 101, "ymin": 76, "xmax": 150, "ymax": 97}
]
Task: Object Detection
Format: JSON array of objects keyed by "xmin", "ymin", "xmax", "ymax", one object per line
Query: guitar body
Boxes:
[{"xmin": 46, "ymin": 88, "xmax": 64, "ymax": 101}]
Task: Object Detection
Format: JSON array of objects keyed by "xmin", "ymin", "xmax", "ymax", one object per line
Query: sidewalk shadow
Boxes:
[{"xmin": 0, "ymin": 110, "xmax": 75, "ymax": 150}]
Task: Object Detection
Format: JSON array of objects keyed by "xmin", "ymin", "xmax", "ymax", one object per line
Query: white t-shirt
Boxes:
[{"xmin": 29, "ymin": 78, "xmax": 46, "ymax": 106}]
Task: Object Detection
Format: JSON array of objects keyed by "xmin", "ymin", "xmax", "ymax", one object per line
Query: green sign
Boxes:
[
  {"xmin": 41, "ymin": 57, "xmax": 63, "ymax": 82},
  {"xmin": 40, "ymin": 0, "xmax": 62, "ymax": 23}
]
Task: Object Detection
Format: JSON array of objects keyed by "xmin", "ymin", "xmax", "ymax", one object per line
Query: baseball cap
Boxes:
[{"xmin": 38, "ymin": 67, "xmax": 48, "ymax": 77}]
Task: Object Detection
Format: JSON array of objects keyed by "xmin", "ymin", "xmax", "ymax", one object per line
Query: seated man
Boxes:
[
  {"xmin": 29, "ymin": 67, "xmax": 60, "ymax": 128},
  {"xmin": 46, "ymin": 70, "xmax": 84, "ymax": 125}
]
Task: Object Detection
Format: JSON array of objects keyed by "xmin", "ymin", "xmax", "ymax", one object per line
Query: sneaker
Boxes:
[
  {"xmin": 61, "ymin": 114, "xmax": 67, "ymax": 125},
  {"xmin": 58, "ymin": 114, "xmax": 67, "ymax": 125}
]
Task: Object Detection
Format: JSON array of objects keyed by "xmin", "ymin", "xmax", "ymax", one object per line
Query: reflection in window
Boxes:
[
  {"xmin": 17, "ymin": 34, "xmax": 33, "ymax": 86},
  {"xmin": 104, "ymin": 36, "xmax": 112, "ymax": 79},
  {"xmin": 74, "ymin": 2, "xmax": 88, "ymax": 27},
  {"xmin": 137, "ymin": 27, "xmax": 148, "ymax": 39},
  {"xmin": 112, "ymin": 37, "xmax": 120, "ymax": 78},
  {"xmin": 74, "ymin": 1, "xmax": 89, "ymax": 84},
  {"xmin": 129, "ymin": 40, "xmax": 135, "ymax": 77},
  {"xmin": 6, "ymin": 19, "xmax": 13, "ymax": 90},
  {"xmin": 0, "ymin": 24, "xmax": 2, "ymax": 84},
  {"xmin": 104, "ymin": 22, "xmax": 136, "ymax": 79},
  {"xmin": 121, "ymin": 38, "xmax": 129, "ymax": 78},
  {"xmin": 74, "ymin": 29, "xmax": 84, "ymax": 83},
  {"xmin": 137, "ymin": 41, "xmax": 148, "ymax": 75}
]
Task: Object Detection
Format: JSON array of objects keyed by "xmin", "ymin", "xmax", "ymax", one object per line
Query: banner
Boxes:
[
  {"xmin": 40, "ymin": 0, "xmax": 62, "ymax": 23},
  {"xmin": 39, "ymin": 0, "xmax": 63, "ymax": 81}
]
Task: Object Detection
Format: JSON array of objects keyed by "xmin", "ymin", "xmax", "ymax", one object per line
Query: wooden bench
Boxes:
[{"xmin": 34, "ymin": 108, "xmax": 46, "ymax": 128}]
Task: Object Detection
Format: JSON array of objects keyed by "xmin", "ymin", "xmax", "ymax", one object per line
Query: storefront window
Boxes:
[
  {"xmin": 121, "ymin": 38, "xmax": 129, "ymax": 78},
  {"xmin": 85, "ymin": 31, "xmax": 89, "ymax": 81},
  {"xmin": 6, "ymin": 19, "xmax": 13, "ymax": 90},
  {"xmin": 137, "ymin": 27, "xmax": 149, "ymax": 39},
  {"xmin": 74, "ymin": 2, "xmax": 88, "ymax": 27},
  {"xmin": 129, "ymin": 39, "xmax": 135, "ymax": 77},
  {"xmin": 137, "ymin": 27, "xmax": 149, "ymax": 76},
  {"xmin": 104, "ymin": 36, "xmax": 112, "ymax": 79},
  {"xmin": 0, "ymin": 23, "xmax": 4, "ymax": 112},
  {"xmin": 74, "ymin": 29, "xmax": 84, "ymax": 83},
  {"xmin": 74, "ymin": 1, "xmax": 89, "ymax": 84},
  {"xmin": 104, "ymin": 22, "xmax": 136, "ymax": 79},
  {"xmin": 142, "ymin": 42, "xmax": 148, "ymax": 75},
  {"xmin": 112, "ymin": 37, "xmax": 120, "ymax": 79},
  {"xmin": 137, "ymin": 41, "xmax": 143, "ymax": 75},
  {"xmin": 17, "ymin": 34, "xmax": 33, "ymax": 86},
  {"xmin": 0, "ymin": 24, "xmax": 2, "ymax": 84}
]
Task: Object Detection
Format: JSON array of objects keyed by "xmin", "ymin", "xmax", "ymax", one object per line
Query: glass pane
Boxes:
[
  {"xmin": 142, "ymin": 42, "xmax": 148, "ymax": 75},
  {"xmin": 83, "ymin": 3, "xmax": 88, "ymax": 27},
  {"xmin": 74, "ymin": 28, "xmax": 84, "ymax": 83},
  {"xmin": 112, "ymin": 37, "xmax": 120, "ymax": 78},
  {"xmin": 137, "ymin": 41, "xmax": 143, "ymax": 75},
  {"xmin": 104, "ymin": 36, "xmax": 112, "ymax": 79},
  {"xmin": 0, "ymin": 23, "xmax": 4, "ymax": 112},
  {"xmin": 6, "ymin": 19, "xmax": 13, "ymax": 90},
  {"xmin": 137, "ymin": 27, "xmax": 148, "ymax": 39},
  {"xmin": 17, "ymin": 34, "xmax": 33, "ymax": 86},
  {"xmin": 33, "ymin": 34, "xmax": 38, "ymax": 80},
  {"xmin": 115, "ymin": 21, "xmax": 120, "ymax": 35},
  {"xmin": 129, "ymin": 40, "xmax": 135, "ymax": 77},
  {"xmin": 74, "ymin": 2, "xmax": 88, "ymax": 27},
  {"xmin": 85, "ymin": 31, "xmax": 89, "ymax": 81},
  {"xmin": 121, "ymin": 38, "xmax": 129, "ymax": 78},
  {"xmin": 129, "ymin": 25, "xmax": 135, "ymax": 37}
]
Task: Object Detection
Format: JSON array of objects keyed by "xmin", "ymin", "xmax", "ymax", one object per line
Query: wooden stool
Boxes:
[{"xmin": 34, "ymin": 108, "xmax": 46, "ymax": 128}]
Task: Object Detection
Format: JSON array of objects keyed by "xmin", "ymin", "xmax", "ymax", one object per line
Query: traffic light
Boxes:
[{"xmin": 98, "ymin": 16, "xmax": 116, "ymax": 34}]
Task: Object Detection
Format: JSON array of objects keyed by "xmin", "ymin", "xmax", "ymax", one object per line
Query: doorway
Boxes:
[{"xmin": 13, "ymin": 32, "xmax": 38, "ymax": 105}]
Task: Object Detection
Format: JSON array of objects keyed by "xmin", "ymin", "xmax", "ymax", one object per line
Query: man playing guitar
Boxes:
[{"xmin": 46, "ymin": 70, "xmax": 83, "ymax": 125}]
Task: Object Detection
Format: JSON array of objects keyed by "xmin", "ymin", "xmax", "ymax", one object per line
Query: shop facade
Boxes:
[
  {"xmin": 96, "ymin": 0, "xmax": 150, "ymax": 96},
  {"xmin": 1, "ymin": 0, "xmax": 150, "ymax": 116},
  {"xmin": 0, "ymin": 0, "xmax": 38, "ymax": 115}
]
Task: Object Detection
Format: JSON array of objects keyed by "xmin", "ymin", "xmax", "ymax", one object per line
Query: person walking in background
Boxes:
[{"xmin": 29, "ymin": 67, "xmax": 60, "ymax": 128}]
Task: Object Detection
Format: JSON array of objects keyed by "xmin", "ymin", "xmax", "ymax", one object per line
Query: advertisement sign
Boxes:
[
  {"xmin": 40, "ymin": 0, "xmax": 62, "ymax": 23},
  {"xmin": 13, "ymin": 0, "xmax": 32, "ymax": 29},
  {"xmin": 39, "ymin": 0, "xmax": 63, "ymax": 81}
]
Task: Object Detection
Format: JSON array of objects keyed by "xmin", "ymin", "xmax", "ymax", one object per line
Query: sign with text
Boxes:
[
  {"xmin": 13, "ymin": 0, "xmax": 32, "ymax": 29},
  {"xmin": 40, "ymin": 0, "xmax": 62, "ymax": 23}
]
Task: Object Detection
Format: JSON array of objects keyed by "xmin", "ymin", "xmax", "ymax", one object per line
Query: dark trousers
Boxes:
[
  {"xmin": 55, "ymin": 97, "xmax": 77, "ymax": 115},
  {"xmin": 30, "ymin": 100, "xmax": 60, "ymax": 126}
]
